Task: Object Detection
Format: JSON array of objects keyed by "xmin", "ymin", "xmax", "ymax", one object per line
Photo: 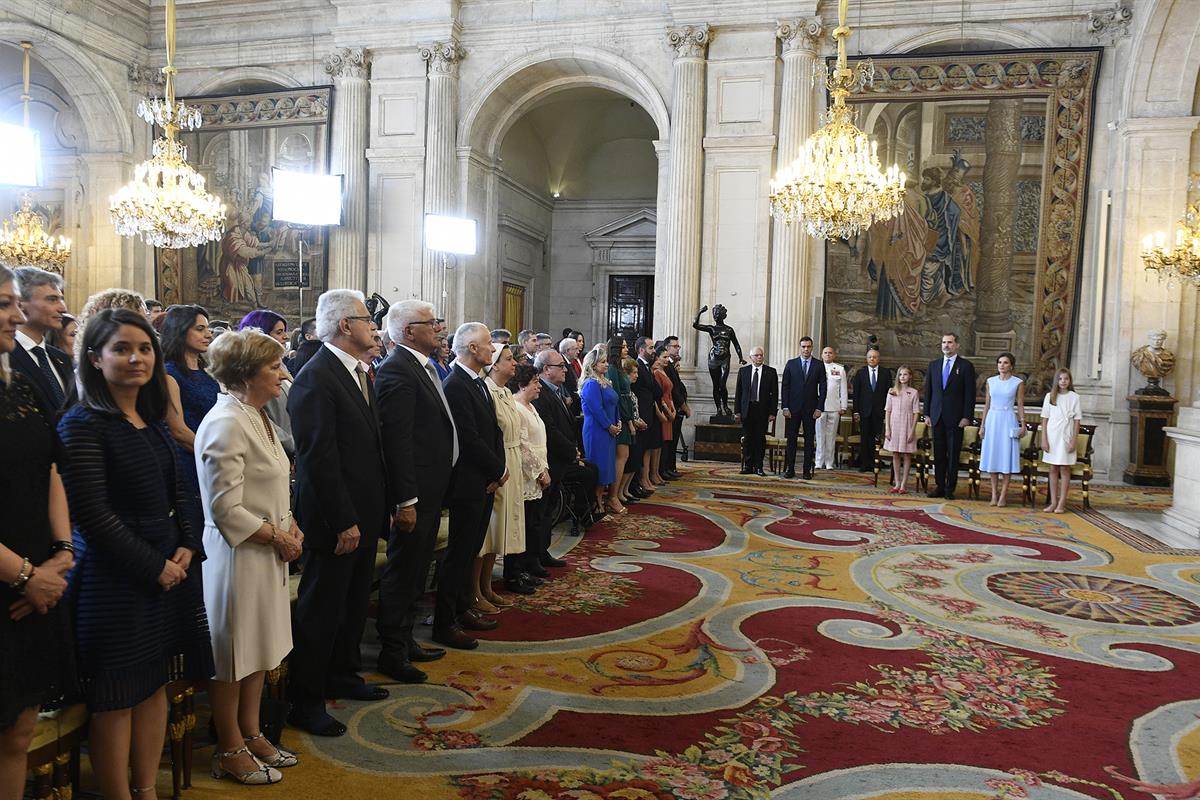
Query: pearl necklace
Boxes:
[{"xmin": 228, "ymin": 392, "xmax": 283, "ymax": 464}]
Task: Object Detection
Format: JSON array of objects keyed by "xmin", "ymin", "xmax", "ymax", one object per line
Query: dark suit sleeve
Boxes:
[
  {"xmin": 376, "ymin": 361, "xmax": 418, "ymax": 505},
  {"xmin": 767, "ymin": 369, "xmax": 779, "ymax": 412},
  {"xmin": 734, "ymin": 368, "xmax": 745, "ymax": 414},
  {"xmin": 288, "ymin": 367, "xmax": 360, "ymax": 534},
  {"xmin": 961, "ymin": 360, "xmax": 978, "ymax": 421},
  {"xmin": 816, "ymin": 365, "xmax": 827, "ymax": 408},
  {"xmin": 923, "ymin": 361, "xmax": 933, "ymax": 417},
  {"xmin": 445, "ymin": 379, "xmax": 506, "ymax": 482},
  {"xmin": 538, "ymin": 395, "xmax": 577, "ymax": 465},
  {"xmin": 780, "ymin": 364, "xmax": 791, "ymax": 412}
]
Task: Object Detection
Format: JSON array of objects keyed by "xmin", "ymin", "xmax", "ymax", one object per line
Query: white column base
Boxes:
[{"xmin": 1162, "ymin": 406, "xmax": 1200, "ymax": 538}]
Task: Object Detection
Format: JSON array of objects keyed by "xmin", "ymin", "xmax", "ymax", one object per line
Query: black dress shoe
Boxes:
[
  {"xmin": 432, "ymin": 625, "xmax": 478, "ymax": 650},
  {"xmin": 408, "ymin": 645, "xmax": 445, "ymax": 663},
  {"xmin": 378, "ymin": 659, "xmax": 427, "ymax": 684},
  {"xmin": 503, "ymin": 577, "xmax": 536, "ymax": 595},
  {"xmin": 944, "ymin": 491, "xmax": 956, "ymax": 500},
  {"xmin": 927, "ymin": 488, "xmax": 944, "ymax": 498},
  {"xmin": 520, "ymin": 572, "xmax": 544, "ymax": 586},
  {"xmin": 527, "ymin": 564, "xmax": 551, "ymax": 579},
  {"xmin": 802, "ymin": 471, "xmax": 814, "ymax": 480},
  {"xmin": 332, "ymin": 683, "xmax": 390, "ymax": 702},
  {"xmin": 540, "ymin": 555, "xmax": 567, "ymax": 568},
  {"xmin": 631, "ymin": 487, "xmax": 653, "ymax": 498},
  {"xmin": 739, "ymin": 467, "xmax": 753, "ymax": 475},
  {"xmin": 665, "ymin": 471, "xmax": 681, "ymax": 479},
  {"xmin": 287, "ymin": 703, "xmax": 346, "ymax": 737},
  {"xmin": 782, "ymin": 470, "xmax": 796, "ymax": 479},
  {"xmin": 755, "ymin": 468, "xmax": 767, "ymax": 477},
  {"xmin": 459, "ymin": 609, "xmax": 499, "ymax": 631}
]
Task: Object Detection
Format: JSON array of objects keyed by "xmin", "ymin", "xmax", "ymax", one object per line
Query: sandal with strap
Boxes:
[
  {"xmin": 130, "ymin": 787, "xmax": 156, "ymax": 797},
  {"xmin": 245, "ymin": 733, "xmax": 298, "ymax": 768},
  {"xmin": 211, "ymin": 746, "xmax": 283, "ymax": 784}
]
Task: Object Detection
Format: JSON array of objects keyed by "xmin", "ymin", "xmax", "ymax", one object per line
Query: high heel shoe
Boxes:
[
  {"xmin": 211, "ymin": 746, "xmax": 282, "ymax": 784},
  {"xmin": 482, "ymin": 590, "xmax": 513, "ymax": 608},
  {"xmin": 607, "ymin": 503, "xmax": 628, "ymax": 515},
  {"xmin": 245, "ymin": 733, "xmax": 298, "ymax": 768}
]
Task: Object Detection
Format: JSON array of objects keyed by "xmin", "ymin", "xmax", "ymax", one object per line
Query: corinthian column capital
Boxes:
[
  {"xmin": 324, "ymin": 47, "xmax": 370, "ymax": 80},
  {"xmin": 419, "ymin": 40, "xmax": 466, "ymax": 76},
  {"xmin": 666, "ymin": 24, "xmax": 711, "ymax": 60},
  {"xmin": 776, "ymin": 18, "xmax": 824, "ymax": 54}
]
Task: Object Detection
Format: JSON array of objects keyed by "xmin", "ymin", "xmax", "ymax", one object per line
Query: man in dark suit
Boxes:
[
  {"xmin": 735, "ymin": 346, "xmax": 777, "ymax": 476},
  {"xmin": 851, "ymin": 347, "xmax": 892, "ymax": 472},
  {"xmin": 633, "ymin": 336, "xmax": 662, "ymax": 488},
  {"xmin": 923, "ymin": 332, "xmax": 978, "ymax": 499},
  {"xmin": 287, "ymin": 290, "xmax": 392, "ymax": 737},
  {"xmin": 11, "ymin": 267, "xmax": 76, "ymax": 417},
  {"xmin": 662, "ymin": 335, "xmax": 689, "ymax": 478},
  {"xmin": 374, "ymin": 300, "xmax": 458, "ymax": 684},
  {"xmin": 437, "ymin": 322, "xmax": 507, "ymax": 650},
  {"xmin": 780, "ymin": 336, "xmax": 826, "ymax": 479},
  {"xmin": 532, "ymin": 348, "xmax": 599, "ymax": 552}
]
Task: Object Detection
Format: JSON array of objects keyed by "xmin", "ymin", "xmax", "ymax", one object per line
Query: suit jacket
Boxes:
[
  {"xmin": 442, "ymin": 364, "xmax": 506, "ymax": 502},
  {"xmin": 533, "ymin": 378, "xmax": 577, "ymax": 480},
  {"xmin": 376, "ymin": 346, "xmax": 456, "ymax": 513},
  {"xmin": 11, "ymin": 340, "xmax": 76, "ymax": 417},
  {"xmin": 923, "ymin": 355, "xmax": 978, "ymax": 425},
  {"xmin": 735, "ymin": 364, "xmax": 778, "ymax": 418},
  {"xmin": 287, "ymin": 339, "xmax": 323, "ymax": 376},
  {"xmin": 780, "ymin": 356, "xmax": 826, "ymax": 417},
  {"xmin": 634, "ymin": 356, "xmax": 662, "ymax": 421},
  {"xmin": 562, "ymin": 359, "xmax": 580, "ymax": 414},
  {"xmin": 666, "ymin": 361, "xmax": 687, "ymax": 409},
  {"xmin": 287, "ymin": 345, "xmax": 390, "ymax": 549},
  {"xmin": 851, "ymin": 364, "xmax": 893, "ymax": 421}
]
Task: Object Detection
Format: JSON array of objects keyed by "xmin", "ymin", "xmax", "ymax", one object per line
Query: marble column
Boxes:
[
  {"xmin": 324, "ymin": 47, "xmax": 371, "ymax": 291},
  {"xmin": 419, "ymin": 40, "xmax": 465, "ymax": 307},
  {"xmin": 659, "ymin": 24, "xmax": 710, "ymax": 351},
  {"xmin": 972, "ymin": 98, "xmax": 1021, "ymax": 361},
  {"xmin": 768, "ymin": 18, "xmax": 822, "ymax": 366}
]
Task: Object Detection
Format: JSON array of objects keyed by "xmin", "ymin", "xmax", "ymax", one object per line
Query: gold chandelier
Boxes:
[
  {"xmin": 0, "ymin": 42, "xmax": 71, "ymax": 272},
  {"xmin": 769, "ymin": 0, "xmax": 906, "ymax": 240},
  {"xmin": 1141, "ymin": 202, "xmax": 1200, "ymax": 285},
  {"xmin": 110, "ymin": 0, "xmax": 225, "ymax": 248}
]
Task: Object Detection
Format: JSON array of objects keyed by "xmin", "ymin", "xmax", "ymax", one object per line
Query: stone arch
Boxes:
[
  {"xmin": 882, "ymin": 24, "xmax": 1053, "ymax": 55},
  {"xmin": 459, "ymin": 45, "xmax": 670, "ymax": 158},
  {"xmin": 188, "ymin": 66, "xmax": 302, "ymax": 96},
  {"xmin": 0, "ymin": 24, "xmax": 131, "ymax": 153},
  {"xmin": 1124, "ymin": 0, "xmax": 1200, "ymax": 119}
]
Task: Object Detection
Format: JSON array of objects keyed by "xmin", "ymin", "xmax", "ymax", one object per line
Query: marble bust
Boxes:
[{"xmin": 1130, "ymin": 329, "xmax": 1175, "ymax": 395}]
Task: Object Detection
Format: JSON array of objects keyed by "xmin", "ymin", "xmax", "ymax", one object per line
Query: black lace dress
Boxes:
[{"xmin": 0, "ymin": 371, "xmax": 76, "ymax": 730}]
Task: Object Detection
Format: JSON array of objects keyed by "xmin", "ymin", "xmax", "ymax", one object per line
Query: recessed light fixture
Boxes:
[{"xmin": 552, "ymin": 191, "xmax": 561, "ymax": 199}]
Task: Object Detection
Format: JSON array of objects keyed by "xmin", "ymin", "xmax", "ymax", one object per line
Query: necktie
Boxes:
[
  {"xmin": 355, "ymin": 363, "xmax": 372, "ymax": 407},
  {"xmin": 751, "ymin": 367, "xmax": 759, "ymax": 402},
  {"xmin": 476, "ymin": 376, "xmax": 493, "ymax": 408},
  {"xmin": 870, "ymin": 368, "xmax": 876, "ymax": 391},
  {"xmin": 425, "ymin": 361, "xmax": 460, "ymax": 465},
  {"xmin": 942, "ymin": 358, "xmax": 951, "ymax": 389},
  {"xmin": 33, "ymin": 346, "xmax": 66, "ymax": 408},
  {"xmin": 802, "ymin": 358, "xmax": 809, "ymax": 378}
]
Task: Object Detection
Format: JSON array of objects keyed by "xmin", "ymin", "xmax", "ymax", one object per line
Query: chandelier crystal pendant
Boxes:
[
  {"xmin": 768, "ymin": 0, "xmax": 906, "ymax": 240},
  {"xmin": 110, "ymin": 0, "xmax": 225, "ymax": 249},
  {"xmin": 1140, "ymin": 198, "xmax": 1200, "ymax": 286},
  {"xmin": 0, "ymin": 42, "xmax": 72, "ymax": 272}
]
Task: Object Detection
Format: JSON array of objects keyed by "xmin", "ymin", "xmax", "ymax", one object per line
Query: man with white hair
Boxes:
[
  {"xmin": 11, "ymin": 266, "xmax": 75, "ymax": 415},
  {"xmin": 287, "ymin": 289, "xmax": 392, "ymax": 736},
  {"xmin": 374, "ymin": 300, "xmax": 457, "ymax": 682},
  {"xmin": 435, "ymin": 322, "xmax": 507, "ymax": 650},
  {"xmin": 559, "ymin": 336, "xmax": 581, "ymax": 413}
]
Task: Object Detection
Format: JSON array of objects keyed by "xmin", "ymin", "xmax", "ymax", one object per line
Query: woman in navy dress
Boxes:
[
  {"xmin": 161, "ymin": 305, "xmax": 217, "ymax": 536},
  {"xmin": 58, "ymin": 308, "xmax": 213, "ymax": 800},
  {"xmin": 0, "ymin": 266, "xmax": 76, "ymax": 798},
  {"xmin": 978, "ymin": 352, "xmax": 1025, "ymax": 507},
  {"xmin": 580, "ymin": 346, "xmax": 620, "ymax": 515},
  {"xmin": 605, "ymin": 336, "xmax": 635, "ymax": 511}
]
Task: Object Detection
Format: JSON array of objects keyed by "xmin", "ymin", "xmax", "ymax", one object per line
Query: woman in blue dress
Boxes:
[
  {"xmin": 580, "ymin": 345, "xmax": 621, "ymax": 515},
  {"xmin": 977, "ymin": 352, "xmax": 1025, "ymax": 507},
  {"xmin": 161, "ymin": 305, "xmax": 218, "ymax": 535}
]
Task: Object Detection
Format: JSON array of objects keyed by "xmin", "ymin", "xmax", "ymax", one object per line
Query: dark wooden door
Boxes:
[{"xmin": 607, "ymin": 275, "xmax": 654, "ymax": 342}]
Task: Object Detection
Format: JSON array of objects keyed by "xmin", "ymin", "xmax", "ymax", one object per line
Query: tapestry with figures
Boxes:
[
  {"xmin": 154, "ymin": 86, "xmax": 332, "ymax": 326},
  {"xmin": 822, "ymin": 48, "xmax": 1101, "ymax": 396}
]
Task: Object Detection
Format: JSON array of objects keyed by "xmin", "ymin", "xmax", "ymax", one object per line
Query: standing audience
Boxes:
[
  {"xmin": 815, "ymin": 346, "xmax": 847, "ymax": 470},
  {"xmin": 533, "ymin": 349, "xmax": 598, "ymax": 543},
  {"xmin": 510, "ymin": 363, "xmax": 551, "ymax": 593},
  {"xmin": 662, "ymin": 336, "xmax": 688, "ymax": 478},
  {"xmin": 735, "ymin": 346, "xmax": 777, "ymax": 476},
  {"xmin": 650, "ymin": 345, "xmax": 677, "ymax": 486},
  {"xmin": 883, "ymin": 366, "xmax": 920, "ymax": 493},
  {"xmin": 605, "ymin": 337, "xmax": 636, "ymax": 505},
  {"xmin": 238, "ymin": 309, "xmax": 294, "ymax": 457},
  {"xmin": 11, "ymin": 267, "xmax": 76, "ymax": 417},
  {"xmin": 1040, "ymin": 368, "xmax": 1082, "ymax": 513},
  {"xmin": 478, "ymin": 344, "xmax": 525, "ymax": 612},
  {"xmin": 632, "ymin": 337, "xmax": 662, "ymax": 495},
  {"xmin": 161, "ymin": 305, "xmax": 218, "ymax": 534},
  {"xmin": 978, "ymin": 353, "xmax": 1025, "ymax": 507},
  {"xmin": 581, "ymin": 346, "xmax": 620, "ymax": 514},
  {"xmin": 923, "ymin": 333, "xmax": 978, "ymax": 500},
  {"xmin": 781, "ymin": 336, "xmax": 826, "ymax": 480},
  {"xmin": 45, "ymin": 312, "xmax": 77, "ymax": 363},
  {"xmin": 851, "ymin": 348, "xmax": 891, "ymax": 472}
]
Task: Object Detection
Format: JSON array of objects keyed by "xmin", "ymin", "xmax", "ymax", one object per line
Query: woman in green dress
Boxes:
[{"xmin": 606, "ymin": 336, "xmax": 635, "ymax": 510}]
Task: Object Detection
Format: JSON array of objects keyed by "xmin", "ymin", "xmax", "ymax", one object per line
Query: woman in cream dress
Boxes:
[
  {"xmin": 196, "ymin": 329, "xmax": 304, "ymax": 784},
  {"xmin": 475, "ymin": 345, "xmax": 525, "ymax": 613}
]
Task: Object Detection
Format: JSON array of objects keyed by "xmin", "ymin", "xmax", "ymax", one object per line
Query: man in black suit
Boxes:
[
  {"xmin": 437, "ymin": 322, "xmax": 507, "ymax": 650},
  {"xmin": 735, "ymin": 346, "xmax": 777, "ymax": 475},
  {"xmin": 662, "ymin": 335, "xmax": 689, "ymax": 478},
  {"xmin": 780, "ymin": 336, "xmax": 826, "ymax": 479},
  {"xmin": 287, "ymin": 290, "xmax": 392, "ymax": 737},
  {"xmin": 851, "ymin": 347, "xmax": 892, "ymax": 472},
  {"xmin": 11, "ymin": 267, "xmax": 76, "ymax": 417},
  {"xmin": 532, "ymin": 348, "xmax": 599, "ymax": 551},
  {"xmin": 633, "ymin": 336, "xmax": 662, "ymax": 488},
  {"xmin": 375, "ymin": 300, "xmax": 458, "ymax": 684},
  {"xmin": 923, "ymin": 332, "xmax": 978, "ymax": 499}
]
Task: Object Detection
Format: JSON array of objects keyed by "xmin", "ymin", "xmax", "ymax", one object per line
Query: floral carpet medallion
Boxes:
[{"xmin": 181, "ymin": 470, "xmax": 1200, "ymax": 800}]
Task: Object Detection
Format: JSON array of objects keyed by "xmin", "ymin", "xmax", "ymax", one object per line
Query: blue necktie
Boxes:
[
  {"xmin": 942, "ymin": 358, "xmax": 951, "ymax": 389},
  {"xmin": 33, "ymin": 346, "xmax": 66, "ymax": 409},
  {"xmin": 802, "ymin": 358, "xmax": 809, "ymax": 377}
]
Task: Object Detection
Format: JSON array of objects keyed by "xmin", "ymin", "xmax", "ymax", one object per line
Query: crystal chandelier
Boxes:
[
  {"xmin": 1141, "ymin": 206, "xmax": 1200, "ymax": 285},
  {"xmin": 0, "ymin": 42, "xmax": 71, "ymax": 272},
  {"xmin": 110, "ymin": 0, "xmax": 225, "ymax": 248},
  {"xmin": 768, "ymin": 0, "xmax": 906, "ymax": 240}
]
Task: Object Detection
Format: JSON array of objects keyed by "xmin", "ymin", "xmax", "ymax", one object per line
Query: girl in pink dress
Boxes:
[{"xmin": 883, "ymin": 366, "xmax": 921, "ymax": 494}]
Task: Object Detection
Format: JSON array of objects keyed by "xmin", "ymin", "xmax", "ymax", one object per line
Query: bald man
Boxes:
[{"xmin": 735, "ymin": 347, "xmax": 778, "ymax": 476}]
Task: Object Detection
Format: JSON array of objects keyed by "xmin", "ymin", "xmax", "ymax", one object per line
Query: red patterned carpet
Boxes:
[{"xmin": 171, "ymin": 465, "xmax": 1200, "ymax": 800}]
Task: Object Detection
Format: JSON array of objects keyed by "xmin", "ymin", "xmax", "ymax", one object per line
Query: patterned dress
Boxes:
[{"xmin": 884, "ymin": 387, "xmax": 921, "ymax": 454}]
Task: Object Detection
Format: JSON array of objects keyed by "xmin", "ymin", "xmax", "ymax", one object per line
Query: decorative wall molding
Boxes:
[
  {"xmin": 324, "ymin": 47, "xmax": 370, "ymax": 80},
  {"xmin": 776, "ymin": 18, "xmax": 824, "ymax": 54},
  {"xmin": 126, "ymin": 63, "xmax": 165, "ymax": 95},
  {"xmin": 1087, "ymin": 2, "xmax": 1133, "ymax": 44},
  {"xmin": 666, "ymin": 24, "xmax": 711, "ymax": 60},
  {"xmin": 186, "ymin": 88, "xmax": 330, "ymax": 129},
  {"xmin": 418, "ymin": 40, "xmax": 465, "ymax": 76}
]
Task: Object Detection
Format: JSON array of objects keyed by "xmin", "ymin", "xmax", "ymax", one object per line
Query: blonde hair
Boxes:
[
  {"xmin": 889, "ymin": 365, "xmax": 913, "ymax": 396},
  {"xmin": 206, "ymin": 328, "xmax": 284, "ymax": 388},
  {"xmin": 1048, "ymin": 368, "xmax": 1074, "ymax": 406},
  {"xmin": 75, "ymin": 288, "xmax": 148, "ymax": 360},
  {"xmin": 581, "ymin": 345, "xmax": 611, "ymax": 388}
]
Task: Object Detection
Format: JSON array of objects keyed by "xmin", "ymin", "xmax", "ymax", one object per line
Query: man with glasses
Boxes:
[{"xmin": 287, "ymin": 290, "xmax": 392, "ymax": 737}]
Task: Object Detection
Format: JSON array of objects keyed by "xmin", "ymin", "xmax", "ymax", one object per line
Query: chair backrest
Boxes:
[
  {"xmin": 961, "ymin": 424, "xmax": 980, "ymax": 448},
  {"xmin": 838, "ymin": 415, "xmax": 854, "ymax": 437},
  {"xmin": 1018, "ymin": 421, "xmax": 1038, "ymax": 453},
  {"xmin": 1076, "ymin": 426, "xmax": 1095, "ymax": 464}
]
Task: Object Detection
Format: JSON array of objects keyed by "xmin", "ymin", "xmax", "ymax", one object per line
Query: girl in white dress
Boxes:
[
  {"xmin": 816, "ymin": 346, "xmax": 848, "ymax": 469},
  {"xmin": 1039, "ymin": 368, "xmax": 1082, "ymax": 513}
]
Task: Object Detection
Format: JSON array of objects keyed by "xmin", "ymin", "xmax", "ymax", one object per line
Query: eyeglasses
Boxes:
[
  {"xmin": 345, "ymin": 315, "xmax": 373, "ymax": 323},
  {"xmin": 408, "ymin": 319, "xmax": 444, "ymax": 328},
  {"xmin": 544, "ymin": 363, "xmax": 567, "ymax": 370}
]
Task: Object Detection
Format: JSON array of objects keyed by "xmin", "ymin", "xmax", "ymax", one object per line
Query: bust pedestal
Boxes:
[
  {"xmin": 693, "ymin": 422, "xmax": 743, "ymax": 463},
  {"xmin": 1123, "ymin": 393, "xmax": 1176, "ymax": 486}
]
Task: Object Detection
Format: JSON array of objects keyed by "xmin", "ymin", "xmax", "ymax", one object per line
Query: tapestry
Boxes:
[
  {"xmin": 154, "ymin": 86, "xmax": 332, "ymax": 324},
  {"xmin": 823, "ymin": 48, "xmax": 1102, "ymax": 396}
]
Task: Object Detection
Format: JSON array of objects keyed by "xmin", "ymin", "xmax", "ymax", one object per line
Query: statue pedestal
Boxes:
[
  {"xmin": 693, "ymin": 422, "xmax": 743, "ymax": 463},
  {"xmin": 1165, "ymin": 406, "xmax": 1200, "ymax": 538},
  {"xmin": 1123, "ymin": 393, "xmax": 1176, "ymax": 486}
]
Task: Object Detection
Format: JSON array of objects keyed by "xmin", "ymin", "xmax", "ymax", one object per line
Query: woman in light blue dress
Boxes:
[{"xmin": 978, "ymin": 352, "xmax": 1025, "ymax": 507}]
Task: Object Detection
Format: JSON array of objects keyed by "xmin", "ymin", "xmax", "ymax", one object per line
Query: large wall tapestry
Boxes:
[
  {"xmin": 155, "ymin": 86, "xmax": 331, "ymax": 324},
  {"xmin": 823, "ymin": 48, "xmax": 1101, "ymax": 395}
]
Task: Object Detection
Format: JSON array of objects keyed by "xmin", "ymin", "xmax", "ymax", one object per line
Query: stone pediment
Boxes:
[{"xmin": 584, "ymin": 208, "xmax": 657, "ymax": 250}]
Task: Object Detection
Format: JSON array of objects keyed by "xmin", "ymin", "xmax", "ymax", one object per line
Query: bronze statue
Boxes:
[{"xmin": 693, "ymin": 304, "xmax": 745, "ymax": 421}]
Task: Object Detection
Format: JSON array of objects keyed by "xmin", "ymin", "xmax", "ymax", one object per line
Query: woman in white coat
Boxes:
[
  {"xmin": 815, "ymin": 346, "xmax": 848, "ymax": 469},
  {"xmin": 196, "ymin": 329, "xmax": 304, "ymax": 785}
]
